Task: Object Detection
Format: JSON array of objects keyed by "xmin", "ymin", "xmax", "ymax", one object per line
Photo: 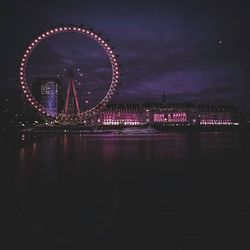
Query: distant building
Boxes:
[
  {"xmin": 93, "ymin": 102, "xmax": 239, "ymax": 126},
  {"xmin": 32, "ymin": 78, "xmax": 63, "ymax": 117},
  {"xmin": 99, "ymin": 104, "xmax": 146, "ymax": 125},
  {"xmin": 197, "ymin": 104, "xmax": 237, "ymax": 125}
]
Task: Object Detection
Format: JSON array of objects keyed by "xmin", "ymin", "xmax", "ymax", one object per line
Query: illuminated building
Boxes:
[
  {"xmin": 153, "ymin": 113, "xmax": 165, "ymax": 123},
  {"xmin": 151, "ymin": 103, "xmax": 191, "ymax": 124},
  {"xmin": 167, "ymin": 112, "xmax": 187, "ymax": 123},
  {"xmin": 95, "ymin": 103, "xmax": 238, "ymax": 126},
  {"xmin": 102, "ymin": 111, "xmax": 141, "ymax": 125},
  {"xmin": 100, "ymin": 104, "xmax": 146, "ymax": 125},
  {"xmin": 197, "ymin": 104, "xmax": 238, "ymax": 125},
  {"xmin": 33, "ymin": 78, "xmax": 63, "ymax": 117},
  {"xmin": 153, "ymin": 112, "xmax": 188, "ymax": 123}
]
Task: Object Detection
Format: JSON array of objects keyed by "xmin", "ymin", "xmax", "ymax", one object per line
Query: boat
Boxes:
[{"xmin": 121, "ymin": 127, "xmax": 158, "ymax": 134}]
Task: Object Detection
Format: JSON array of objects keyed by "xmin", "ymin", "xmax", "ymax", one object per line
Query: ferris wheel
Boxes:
[{"xmin": 19, "ymin": 25, "xmax": 120, "ymax": 123}]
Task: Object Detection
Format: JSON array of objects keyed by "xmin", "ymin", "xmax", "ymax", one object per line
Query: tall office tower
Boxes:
[{"xmin": 33, "ymin": 78, "xmax": 63, "ymax": 117}]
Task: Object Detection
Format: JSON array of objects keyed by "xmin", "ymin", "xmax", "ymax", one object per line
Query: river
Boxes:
[{"xmin": 2, "ymin": 131, "xmax": 250, "ymax": 248}]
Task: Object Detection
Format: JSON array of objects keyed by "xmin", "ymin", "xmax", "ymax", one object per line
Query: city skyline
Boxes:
[{"xmin": 1, "ymin": 0, "xmax": 250, "ymax": 113}]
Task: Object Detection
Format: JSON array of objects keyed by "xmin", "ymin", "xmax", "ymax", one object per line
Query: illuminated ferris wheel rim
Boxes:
[{"xmin": 19, "ymin": 25, "xmax": 120, "ymax": 121}]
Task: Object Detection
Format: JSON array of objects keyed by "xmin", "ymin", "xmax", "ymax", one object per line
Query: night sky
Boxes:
[{"xmin": 1, "ymin": 0, "xmax": 250, "ymax": 111}]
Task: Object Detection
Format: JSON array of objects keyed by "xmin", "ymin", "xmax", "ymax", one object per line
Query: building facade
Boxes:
[
  {"xmin": 197, "ymin": 104, "xmax": 236, "ymax": 125},
  {"xmin": 94, "ymin": 103, "xmax": 238, "ymax": 126},
  {"xmin": 32, "ymin": 78, "xmax": 63, "ymax": 117}
]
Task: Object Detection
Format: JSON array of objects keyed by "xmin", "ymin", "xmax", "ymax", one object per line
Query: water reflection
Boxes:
[
  {"xmin": 15, "ymin": 131, "xmax": 250, "ymax": 244},
  {"xmin": 17, "ymin": 131, "xmax": 246, "ymax": 186},
  {"xmin": 20, "ymin": 170, "xmax": 118, "ymax": 242},
  {"xmin": 18, "ymin": 134, "xmax": 119, "ymax": 242}
]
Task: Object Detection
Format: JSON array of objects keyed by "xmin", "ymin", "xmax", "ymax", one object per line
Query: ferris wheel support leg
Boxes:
[
  {"xmin": 64, "ymin": 79, "xmax": 71, "ymax": 114},
  {"xmin": 71, "ymin": 79, "xmax": 80, "ymax": 113}
]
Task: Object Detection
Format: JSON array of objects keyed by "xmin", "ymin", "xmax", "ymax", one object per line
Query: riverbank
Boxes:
[{"xmin": 15, "ymin": 123, "xmax": 250, "ymax": 134}]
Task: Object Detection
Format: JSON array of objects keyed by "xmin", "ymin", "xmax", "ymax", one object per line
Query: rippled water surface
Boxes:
[{"xmin": 3, "ymin": 131, "xmax": 250, "ymax": 248}]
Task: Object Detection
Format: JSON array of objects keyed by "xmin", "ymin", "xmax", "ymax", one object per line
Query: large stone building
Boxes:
[{"xmin": 93, "ymin": 102, "xmax": 238, "ymax": 126}]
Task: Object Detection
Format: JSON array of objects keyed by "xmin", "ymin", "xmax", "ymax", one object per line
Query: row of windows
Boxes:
[
  {"xmin": 104, "ymin": 115, "xmax": 137, "ymax": 119},
  {"xmin": 103, "ymin": 121, "xmax": 141, "ymax": 125},
  {"xmin": 104, "ymin": 119, "xmax": 140, "ymax": 122},
  {"xmin": 153, "ymin": 113, "xmax": 187, "ymax": 123},
  {"xmin": 200, "ymin": 120, "xmax": 232, "ymax": 125}
]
